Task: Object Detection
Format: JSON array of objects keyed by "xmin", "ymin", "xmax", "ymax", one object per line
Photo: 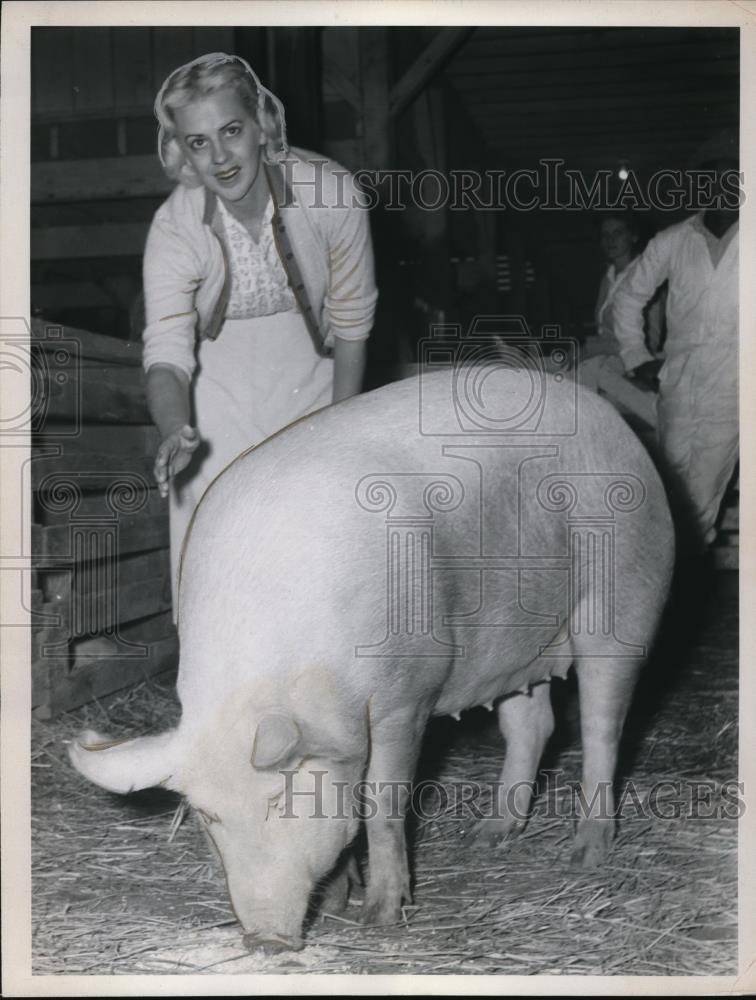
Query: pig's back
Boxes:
[
  {"xmin": 177, "ymin": 370, "xmax": 672, "ymax": 702},
  {"xmin": 195, "ymin": 368, "xmax": 658, "ymax": 493}
]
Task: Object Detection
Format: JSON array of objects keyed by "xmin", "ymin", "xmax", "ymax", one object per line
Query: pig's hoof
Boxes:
[
  {"xmin": 319, "ymin": 874, "xmax": 350, "ymax": 916},
  {"xmin": 572, "ymin": 820, "xmax": 614, "ymax": 869},
  {"xmin": 467, "ymin": 818, "xmax": 524, "ymax": 848},
  {"xmin": 361, "ymin": 898, "xmax": 402, "ymax": 926},
  {"xmin": 361, "ymin": 884, "xmax": 410, "ymax": 926},
  {"xmin": 571, "ymin": 841, "xmax": 608, "ymax": 869},
  {"xmin": 242, "ymin": 932, "xmax": 303, "ymax": 955}
]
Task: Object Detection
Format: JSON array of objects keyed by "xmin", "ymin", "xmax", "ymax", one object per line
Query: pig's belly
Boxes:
[
  {"xmin": 348, "ymin": 564, "xmax": 571, "ymax": 718},
  {"xmin": 431, "ymin": 623, "xmax": 571, "ymax": 717},
  {"xmin": 437, "ymin": 566, "xmax": 571, "ymax": 714}
]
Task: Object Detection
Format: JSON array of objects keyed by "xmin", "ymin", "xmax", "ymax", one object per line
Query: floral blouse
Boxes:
[{"xmin": 217, "ymin": 196, "xmax": 297, "ymax": 319}]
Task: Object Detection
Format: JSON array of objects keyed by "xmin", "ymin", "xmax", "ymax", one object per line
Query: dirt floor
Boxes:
[{"xmin": 31, "ymin": 570, "xmax": 739, "ymax": 976}]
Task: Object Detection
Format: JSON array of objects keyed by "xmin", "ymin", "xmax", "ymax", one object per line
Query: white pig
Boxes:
[{"xmin": 69, "ymin": 366, "xmax": 674, "ymax": 953}]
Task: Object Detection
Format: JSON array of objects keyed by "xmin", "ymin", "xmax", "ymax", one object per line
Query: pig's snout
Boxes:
[{"xmin": 242, "ymin": 931, "xmax": 304, "ymax": 955}]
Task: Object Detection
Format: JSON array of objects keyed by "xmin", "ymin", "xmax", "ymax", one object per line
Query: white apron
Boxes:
[{"xmin": 168, "ymin": 311, "xmax": 334, "ymax": 612}]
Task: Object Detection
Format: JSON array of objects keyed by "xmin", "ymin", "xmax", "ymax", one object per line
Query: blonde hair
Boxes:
[{"xmin": 154, "ymin": 52, "xmax": 288, "ymax": 186}]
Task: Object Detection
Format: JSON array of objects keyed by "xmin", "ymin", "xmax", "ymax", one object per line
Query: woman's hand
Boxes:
[
  {"xmin": 154, "ymin": 425, "xmax": 200, "ymax": 498},
  {"xmin": 145, "ymin": 365, "xmax": 197, "ymax": 497}
]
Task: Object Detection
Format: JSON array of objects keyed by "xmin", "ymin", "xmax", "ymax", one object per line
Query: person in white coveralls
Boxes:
[
  {"xmin": 577, "ymin": 211, "xmax": 665, "ymax": 430},
  {"xmin": 612, "ymin": 134, "xmax": 739, "ymax": 549}
]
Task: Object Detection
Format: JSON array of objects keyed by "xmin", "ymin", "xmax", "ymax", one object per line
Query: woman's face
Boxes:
[
  {"xmin": 173, "ymin": 87, "xmax": 266, "ymax": 203},
  {"xmin": 600, "ymin": 219, "xmax": 637, "ymax": 264}
]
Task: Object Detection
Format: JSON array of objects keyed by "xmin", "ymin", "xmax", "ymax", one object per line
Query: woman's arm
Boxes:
[
  {"xmin": 332, "ymin": 337, "xmax": 367, "ymax": 403},
  {"xmin": 322, "ymin": 168, "xmax": 378, "ymax": 349},
  {"xmin": 323, "ymin": 170, "xmax": 375, "ymax": 403},
  {"xmin": 612, "ymin": 230, "xmax": 673, "ymax": 373},
  {"xmin": 141, "ymin": 203, "xmax": 205, "ymax": 496},
  {"xmin": 142, "ymin": 207, "xmax": 203, "ymax": 380},
  {"xmin": 145, "ymin": 363, "xmax": 199, "ymax": 498},
  {"xmin": 146, "ymin": 363, "xmax": 191, "ymax": 438}
]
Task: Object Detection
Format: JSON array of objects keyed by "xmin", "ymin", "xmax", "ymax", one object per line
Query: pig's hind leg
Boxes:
[
  {"xmin": 468, "ymin": 680, "xmax": 554, "ymax": 847},
  {"xmin": 572, "ymin": 654, "xmax": 643, "ymax": 868}
]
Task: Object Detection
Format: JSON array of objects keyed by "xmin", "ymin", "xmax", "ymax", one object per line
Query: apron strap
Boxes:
[{"xmin": 265, "ymin": 162, "xmax": 332, "ymax": 358}]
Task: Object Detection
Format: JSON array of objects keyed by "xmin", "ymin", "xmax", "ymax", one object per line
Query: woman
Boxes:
[
  {"xmin": 586, "ymin": 212, "xmax": 664, "ymax": 359},
  {"xmin": 142, "ymin": 53, "xmax": 378, "ymax": 608},
  {"xmin": 577, "ymin": 211, "xmax": 664, "ymax": 428}
]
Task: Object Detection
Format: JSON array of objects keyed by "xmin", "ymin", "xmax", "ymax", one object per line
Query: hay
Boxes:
[{"xmin": 31, "ymin": 575, "xmax": 738, "ymax": 976}]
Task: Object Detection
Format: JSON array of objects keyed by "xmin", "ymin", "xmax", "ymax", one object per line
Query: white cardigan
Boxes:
[{"xmin": 142, "ymin": 149, "xmax": 378, "ymax": 378}]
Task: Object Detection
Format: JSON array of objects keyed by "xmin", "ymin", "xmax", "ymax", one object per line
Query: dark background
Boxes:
[{"xmin": 30, "ymin": 25, "xmax": 739, "ymax": 381}]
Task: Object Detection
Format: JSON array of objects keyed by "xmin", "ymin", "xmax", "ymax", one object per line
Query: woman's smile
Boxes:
[{"xmin": 216, "ymin": 166, "xmax": 242, "ymax": 182}]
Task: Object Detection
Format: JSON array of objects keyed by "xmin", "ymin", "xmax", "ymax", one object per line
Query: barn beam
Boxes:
[
  {"xmin": 388, "ymin": 27, "xmax": 474, "ymax": 120},
  {"xmin": 323, "ymin": 58, "xmax": 362, "ymax": 112},
  {"xmin": 32, "ymin": 156, "xmax": 172, "ymax": 203},
  {"xmin": 31, "ymin": 281, "xmax": 115, "ymax": 310},
  {"xmin": 263, "ymin": 27, "xmax": 323, "ymax": 153},
  {"xmin": 32, "ymin": 223, "xmax": 148, "ymax": 260},
  {"xmin": 468, "ymin": 91, "xmax": 738, "ymax": 113},
  {"xmin": 359, "ymin": 28, "xmax": 391, "ymax": 168}
]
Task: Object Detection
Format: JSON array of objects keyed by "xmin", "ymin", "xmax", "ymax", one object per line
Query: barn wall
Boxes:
[{"xmin": 30, "ymin": 318, "xmax": 177, "ymax": 717}]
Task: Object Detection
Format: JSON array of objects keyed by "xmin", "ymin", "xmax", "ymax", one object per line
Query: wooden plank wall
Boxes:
[
  {"xmin": 32, "ymin": 26, "xmax": 236, "ymax": 117},
  {"xmin": 31, "ymin": 318, "xmax": 177, "ymax": 717},
  {"xmin": 31, "ymin": 26, "xmax": 237, "ymax": 339}
]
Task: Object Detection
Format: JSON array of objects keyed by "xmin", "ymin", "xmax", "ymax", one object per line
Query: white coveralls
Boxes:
[
  {"xmin": 577, "ymin": 260, "xmax": 664, "ymax": 429},
  {"xmin": 612, "ymin": 214, "xmax": 739, "ymax": 546}
]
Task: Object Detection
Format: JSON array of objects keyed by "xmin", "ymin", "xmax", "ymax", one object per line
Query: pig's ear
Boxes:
[
  {"xmin": 68, "ymin": 728, "xmax": 183, "ymax": 794},
  {"xmin": 251, "ymin": 714, "xmax": 302, "ymax": 770}
]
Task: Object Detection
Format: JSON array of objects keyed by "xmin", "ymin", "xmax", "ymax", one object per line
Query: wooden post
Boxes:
[
  {"xmin": 359, "ymin": 28, "xmax": 391, "ymax": 168},
  {"xmin": 259, "ymin": 28, "xmax": 323, "ymax": 153},
  {"xmin": 407, "ymin": 82, "xmax": 455, "ymax": 323}
]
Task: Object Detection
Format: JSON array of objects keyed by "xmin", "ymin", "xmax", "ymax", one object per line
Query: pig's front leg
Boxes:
[
  {"xmin": 361, "ymin": 706, "xmax": 428, "ymax": 926},
  {"xmin": 318, "ymin": 852, "xmax": 362, "ymax": 917}
]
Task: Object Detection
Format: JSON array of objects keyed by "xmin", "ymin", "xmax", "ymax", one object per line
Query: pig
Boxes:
[{"xmin": 68, "ymin": 365, "xmax": 674, "ymax": 954}]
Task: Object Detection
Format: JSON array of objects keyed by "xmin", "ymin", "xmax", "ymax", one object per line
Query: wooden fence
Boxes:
[{"xmin": 31, "ymin": 318, "xmax": 177, "ymax": 717}]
